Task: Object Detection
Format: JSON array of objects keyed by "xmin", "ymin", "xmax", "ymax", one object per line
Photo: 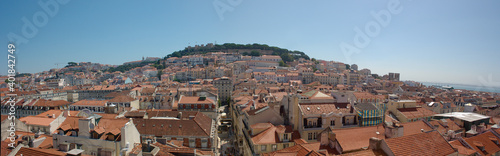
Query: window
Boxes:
[
  {"xmin": 313, "ymin": 132, "xmax": 317, "ymax": 139},
  {"xmin": 272, "ymin": 144, "xmax": 277, "ymax": 151},
  {"xmin": 331, "ymin": 120, "xmax": 335, "ymax": 126},
  {"xmin": 92, "ymin": 132, "xmax": 99, "ymax": 139},
  {"xmin": 283, "ymin": 144, "xmax": 289, "ymax": 148},
  {"xmin": 107, "ymin": 134, "xmax": 115, "ymax": 141},
  {"xmin": 308, "ymin": 133, "xmax": 312, "ymax": 140},
  {"xmin": 283, "ymin": 134, "xmax": 288, "ymax": 140},
  {"xmin": 261, "ymin": 145, "xmax": 267, "ymax": 151},
  {"xmin": 189, "ymin": 138, "xmax": 195, "ymax": 148},
  {"xmin": 202, "ymin": 139, "xmax": 208, "ymax": 148}
]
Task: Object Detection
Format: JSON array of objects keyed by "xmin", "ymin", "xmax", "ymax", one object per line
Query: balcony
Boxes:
[{"xmin": 303, "ymin": 125, "xmax": 323, "ymax": 131}]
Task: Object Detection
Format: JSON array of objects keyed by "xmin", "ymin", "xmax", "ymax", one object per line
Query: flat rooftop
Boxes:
[{"xmin": 433, "ymin": 112, "xmax": 490, "ymax": 122}]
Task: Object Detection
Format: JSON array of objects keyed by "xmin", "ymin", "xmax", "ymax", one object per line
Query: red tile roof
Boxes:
[
  {"xmin": 449, "ymin": 140, "xmax": 478, "ymax": 156},
  {"xmin": 72, "ymin": 99, "xmax": 108, "ymax": 106},
  {"xmin": 108, "ymin": 95, "xmax": 136, "ymax": 103},
  {"xmin": 428, "ymin": 119, "xmax": 463, "ymax": 134},
  {"xmin": 331, "ymin": 125, "xmax": 385, "ymax": 152},
  {"xmin": 341, "ymin": 149, "xmax": 387, "ymax": 156},
  {"xmin": 399, "ymin": 120, "xmax": 434, "ymax": 136},
  {"xmin": 300, "ymin": 103, "xmax": 351, "ymax": 115},
  {"xmin": 132, "ymin": 111, "xmax": 213, "ymax": 137},
  {"xmin": 385, "ymin": 131, "xmax": 456, "ymax": 156},
  {"xmin": 1, "ymin": 115, "xmax": 8, "ymax": 122},
  {"xmin": 57, "ymin": 116, "xmax": 81, "ymax": 131},
  {"xmin": 32, "ymin": 99, "xmax": 70, "ymax": 107},
  {"xmin": 397, "ymin": 107, "xmax": 436, "ymax": 119},
  {"xmin": 262, "ymin": 142, "xmax": 339, "ymax": 156},
  {"xmin": 178, "ymin": 96, "xmax": 215, "ymax": 104},
  {"xmin": 251, "ymin": 124, "xmax": 298, "ymax": 145},
  {"xmin": 19, "ymin": 116, "xmax": 55, "ymax": 127},
  {"xmin": 151, "ymin": 142, "xmax": 214, "ymax": 156},
  {"xmin": 13, "ymin": 147, "xmax": 66, "ymax": 156},
  {"xmin": 457, "ymin": 130, "xmax": 500, "ymax": 155}
]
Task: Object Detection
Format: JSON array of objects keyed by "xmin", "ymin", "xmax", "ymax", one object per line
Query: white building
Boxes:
[{"xmin": 53, "ymin": 116, "xmax": 141, "ymax": 156}]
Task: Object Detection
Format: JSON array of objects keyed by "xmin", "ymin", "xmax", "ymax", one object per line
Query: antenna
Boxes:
[{"xmin": 54, "ymin": 63, "xmax": 65, "ymax": 69}]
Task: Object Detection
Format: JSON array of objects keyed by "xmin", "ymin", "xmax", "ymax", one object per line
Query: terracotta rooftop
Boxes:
[
  {"xmin": 428, "ymin": 118, "xmax": 463, "ymax": 134},
  {"xmin": 301, "ymin": 90, "xmax": 334, "ymax": 99},
  {"xmin": 90, "ymin": 118, "xmax": 130, "ymax": 139},
  {"xmin": 385, "ymin": 131, "xmax": 456, "ymax": 156},
  {"xmin": 178, "ymin": 96, "xmax": 215, "ymax": 104},
  {"xmin": 397, "ymin": 107, "xmax": 436, "ymax": 119},
  {"xmin": 261, "ymin": 142, "xmax": 338, "ymax": 156},
  {"xmin": 299, "ymin": 103, "xmax": 351, "ymax": 116},
  {"xmin": 132, "ymin": 111, "xmax": 213, "ymax": 137},
  {"xmin": 2, "ymin": 131, "xmax": 54, "ymax": 150},
  {"xmin": 152, "ymin": 142, "xmax": 214, "ymax": 156},
  {"xmin": 455, "ymin": 130, "xmax": 500, "ymax": 156},
  {"xmin": 1, "ymin": 115, "xmax": 7, "ymax": 122},
  {"xmin": 57, "ymin": 116, "xmax": 82, "ymax": 131},
  {"xmin": 331, "ymin": 125, "xmax": 385, "ymax": 152},
  {"xmin": 251, "ymin": 124, "xmax": 299, "ymax": 145},
  {"xmin": 13, "ymin": 147, "xmax": 67, "ymax": 156},
  {"xmin": 19, "ymin": 116, "xmax": 55, "ymax": 127},
  {"xmin": 84, "ymin": 85, "xmax": 116, "ymax": 91},
  {"xmin": 32, "ymin": 99, "xmax": 70, "ymax": 107},
  {"xmin": 399, "ymin": 120, "xmax": 434, "ymax": 136},
  {"xmin": 108, "ymin": 95, "xmax": 136, "ymax": 103},
  {"xmin": 341, "ymin": 149, "xmax": 387, "ymax": 156}
]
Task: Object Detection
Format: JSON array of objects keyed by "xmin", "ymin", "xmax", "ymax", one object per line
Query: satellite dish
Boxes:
[{"xmin": 81, "ymin": 109, "xmax": 93, "ymax": 117}]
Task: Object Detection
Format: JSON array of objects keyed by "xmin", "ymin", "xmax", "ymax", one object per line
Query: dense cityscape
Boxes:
[{"xmin": 1, "ymin": 43, "xmax": 500, "ymax": 156}]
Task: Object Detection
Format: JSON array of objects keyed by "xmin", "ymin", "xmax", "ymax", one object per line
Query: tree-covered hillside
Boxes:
[{"xmin": 166, "ymin": 43, "xmax": 310, "ymax": 62}]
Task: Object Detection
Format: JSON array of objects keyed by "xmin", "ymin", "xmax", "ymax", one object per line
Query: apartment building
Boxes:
[{"xmin": 53, "ymin": 117, "xmax": 141, "ymax": 156}]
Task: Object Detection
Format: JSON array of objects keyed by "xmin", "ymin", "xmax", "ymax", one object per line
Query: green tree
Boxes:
[
  {"xmin": 65, "ymin": 62, "xmax": 77, "ymax": 67},
  {"xmin": 279, "ymin": 60, "xmax": 288, "ymax": 67},
  {"xmin": 280, "ymin": 53, "xmax": 293, "ymax": 62},
  {"xmin": 346, "ymin": 64, "xmax": 351, "ymax": 70},
  {"xmin": 157, "ymin": 70, "xmax": 163, "ymax": 80},
  {"xmin": 250, "ymin": 50, "xmax": 261, "ymax": 56},
  {"xmin": 173, "ymin": 78, "xmax": 181, "ymax": 82}
]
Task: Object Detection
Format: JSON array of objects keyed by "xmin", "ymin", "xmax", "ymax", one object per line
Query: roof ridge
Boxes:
[
  {"xmin": 192, "ymin": 112, "xmax": 211, "ymax": 136},
  {"xmin": 253, "ymin": 126, "xmax": 277, "ymax": 143}
]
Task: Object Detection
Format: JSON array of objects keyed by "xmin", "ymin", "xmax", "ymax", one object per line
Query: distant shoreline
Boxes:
[{"xmin": 420, "ymin": 82, "xmax": 500, "ymax": 93}]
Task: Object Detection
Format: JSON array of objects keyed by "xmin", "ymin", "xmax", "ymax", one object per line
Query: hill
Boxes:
[{"xmin": 166, "ymin": 43, "xmax": 310, "ymax": 62}]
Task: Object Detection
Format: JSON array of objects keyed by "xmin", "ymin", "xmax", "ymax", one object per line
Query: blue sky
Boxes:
[{"xmin": 1, "ymin": 0, "xmax": 499, "ymax": 87}]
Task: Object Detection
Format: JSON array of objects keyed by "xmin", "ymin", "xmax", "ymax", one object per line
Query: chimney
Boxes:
[
  {"xmin": 318, "ymin": 129, "xmax": 336, "ymax": 146},
  {"xmin": 52, "ymin": 114, "xmax": 55, "ymax": 118},
  {"xmin": 368, "ymin": 137, "xmax": 383, "ymax": 150},
  {"xmin": 63, "ymin": 109, "xmax": 70, "ymax": 117},
  {"xmin": 177, "ymin": 112, "xmax": 182, "ymax": 119},
  {"xmin": 78, "ymin": 118, "xmax": 93, "ymax": 138},
  {"xmin": 384, "ymin": 122, "xmax": 404, "ymax": 138}
]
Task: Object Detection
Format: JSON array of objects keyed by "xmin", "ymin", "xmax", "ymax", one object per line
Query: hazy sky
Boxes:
[{"xmin": 1, "ymin": 0, "xmax": 499, "ymax": 87}]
